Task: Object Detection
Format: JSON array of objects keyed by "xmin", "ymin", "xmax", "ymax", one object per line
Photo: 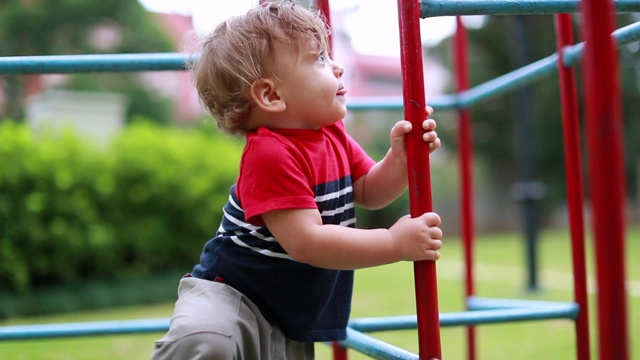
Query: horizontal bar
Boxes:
[
  {"xmin": 467, "ymin": 296, "xmax": 579, "ymax": 310},
  {"xmin": 346, "ymin": 94, "xmax": 455, "ymax": 111},
  {"xmin": 348, "ymin": 301, "xmax": 579, "ymax": 332},
  {"xmin": 1, "ymin": 4, "xmax": 636, "ymax": 73},
  {"xmin": 0, "ymin": 23, "xmax": 638, "ymax": 115},
  {"xmin": 421, "ymin": 0, "xmax": 640, "ymax": 18},
  {"xmin": 0, "ymin": 318, "xmax": 169, "ymax": 341},
  {"xmin": 0, "ymin": 298, "xmax": 579, "ymax": 341},
  {"xmin": 0, "ymin": 53, "xmax": 193, "ymax": 74},
  {"xmin": 457, "ymin": 20, "xmax": 640, "ymax": 108},
  {"xmin": 338, "ymin": 328, "xmax": 419, "ymax": 360},
  {"xmin": 1, "ymin": 22, "xmax": 638, "ymax": 113},
  {"xmin": 349, "ymin": 315, "xmax": 417, "ymax": 332}
]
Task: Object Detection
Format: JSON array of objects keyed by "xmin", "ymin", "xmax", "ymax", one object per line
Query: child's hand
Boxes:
[
  {"xmin": 389, "ymin": 212, "xmax": 443, "ymax": 261},
  {"xmin": 389, "ymin": 106, "xmax": 441, "ymax": 160},
  {"xmin": 422, "ymin": 106, "xmax": 440, "ymax": 153}
]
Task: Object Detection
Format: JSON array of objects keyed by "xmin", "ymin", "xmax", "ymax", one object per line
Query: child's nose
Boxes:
[{"xmin": 332, "ymin": 61, "xmax": 344, "ymax": 78}]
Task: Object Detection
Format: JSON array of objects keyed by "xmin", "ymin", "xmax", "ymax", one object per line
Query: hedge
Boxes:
[{"xmin": 0, "ymin": 120, "xmax": 243, "ymax": 295}]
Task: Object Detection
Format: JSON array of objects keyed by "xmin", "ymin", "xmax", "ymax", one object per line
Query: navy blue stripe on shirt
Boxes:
[
  {"xmin": 216, "ymin": 177, "xmax": 357, "ymax": 260},
  {"xmin": 218, "ymin": 190, "xmax": 293, "ymax": 260},
  {"xmin": 315, "ymin": 177, "xmax": 356, "ymax": 228}
]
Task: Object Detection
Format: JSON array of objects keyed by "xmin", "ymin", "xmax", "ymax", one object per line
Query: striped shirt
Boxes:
[{"xmin": 191, "ymin": 121, "xmax": 375, "ymax": 342}]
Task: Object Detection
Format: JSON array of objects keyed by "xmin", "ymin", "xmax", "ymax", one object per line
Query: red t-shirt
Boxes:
[{"xmin": 237, "ymin": 121, "xmax": 375, "ymax": 225}]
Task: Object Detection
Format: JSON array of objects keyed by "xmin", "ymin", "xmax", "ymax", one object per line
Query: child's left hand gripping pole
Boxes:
[{"xmin": 397, "ymin": 0, "xmax": 442, "ymax": 359}]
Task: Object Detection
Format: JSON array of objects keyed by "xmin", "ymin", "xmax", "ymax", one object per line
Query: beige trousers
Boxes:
[{"xmin": 151, "ymin": 277, "xmax": 314, "ymax": 360}]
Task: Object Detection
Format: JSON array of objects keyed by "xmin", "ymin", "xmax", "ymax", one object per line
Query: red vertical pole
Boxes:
[
  {"xmin": 452, "ymin": 17, "xmax": 476, "ymax": 360},
  {"xmin": 553, "ymin": 13, "xmax": 591, "ymax": 360},
  {"xmin": 315, "ymin": 0, "xmax": 333, "ymax": 55},
  {"xmin": 579, "ymin": 0, "xmax": 629, "ymax": 359},
  {"xmin": 331, "ymin": 341, "xmax": 348, "ymax": 360},
  {"xmin": 397, "ymin": 0, "xmax": 442, "ymax": 359}
]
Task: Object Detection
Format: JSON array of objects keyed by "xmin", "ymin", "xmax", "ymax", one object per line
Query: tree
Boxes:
[{"xmin": 0, "ymin": 0, "xmax": 174, "ymax": 122}]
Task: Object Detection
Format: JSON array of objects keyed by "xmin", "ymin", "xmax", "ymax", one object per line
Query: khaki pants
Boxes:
[{"xmin": 151, "ymin": 277, "xmax": 314, "ymax": 360}]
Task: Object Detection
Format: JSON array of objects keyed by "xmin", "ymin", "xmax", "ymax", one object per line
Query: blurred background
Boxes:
[{"xmin": 0, "ymin": 1, "xmax": 639, "ymax": 358}]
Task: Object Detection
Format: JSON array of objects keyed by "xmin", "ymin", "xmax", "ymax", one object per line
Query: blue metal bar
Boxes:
[
  {"xmin": 458, "ymin": 52, "xmax": 558, "ymax": 108},
  {"xmin": 0, "ymin": 53, "xmax": 192, "ymax": 74},
  {"xmin": 348, "ymin": 301, "xmax": 579, "ymax": 332},
  {"xmin": 457, "ymin": 20, "xmax": 640, "ymax": 108},
  {"xmin": 0, "ymin": 297, "xmax": 578, "ymax": 341},
  {"xmin": 421, "ymin": 0, "xmax": 640, "ymax": 18},
  {"xmin": 467, "ymin": 296, "xmax": 579, "ymax": 310},
  {"xmin": 349, "ymin": 315, "xmax": 417, "ymax": 332},
  {"xmin": 346, "ymin": 94, "xmax": 455, "ymax": 111},
  {"xmin": 338, "ymin": 328, "xmax": 419, "ymax": 360},
  {"xmin": 1, "ymin": 22, "xmax": 638, "ymax": 114},
  {"xmin": 0, "ymin": 318, "xmax": 169, "ymax": 341},
  {"xmin": 442, "ymin": 304, "xmax": 580, "ymax": 325},
  {"xmin": 612, "ymin": 18, "xmax": 640, "ymax": 46}
]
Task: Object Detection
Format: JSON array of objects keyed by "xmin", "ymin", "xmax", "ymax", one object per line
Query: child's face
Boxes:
[{"xmin": 271, "ymin": 40, "xmax": 347, "ymax": 129}]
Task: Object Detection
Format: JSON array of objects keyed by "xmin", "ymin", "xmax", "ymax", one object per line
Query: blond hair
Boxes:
[{"xmin": 190, "ymin": 1, "xmax": 330, "ymax": 135}]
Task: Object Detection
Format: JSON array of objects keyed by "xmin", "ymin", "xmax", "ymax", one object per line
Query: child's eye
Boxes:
[{"xmin": 317, "ymin": 53, "xmax": 326, "ymax": 63}]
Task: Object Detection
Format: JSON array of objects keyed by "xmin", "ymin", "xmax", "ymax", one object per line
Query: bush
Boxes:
[{"xmin": 0, "ymin": 120, "xmax": 243, "ymax": 295}]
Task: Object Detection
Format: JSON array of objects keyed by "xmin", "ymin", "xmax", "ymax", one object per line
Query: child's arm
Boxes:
[
  {"xmin": 353, "ymin": 107, "xmax": 440, "ymax": 210},
  {"xmin": 262, "ymin": 207, "xmax": 442, "ymax": 270}
]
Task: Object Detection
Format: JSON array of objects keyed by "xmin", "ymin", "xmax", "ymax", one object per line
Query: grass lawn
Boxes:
[{"xmin": 1, "ymin": 226, "xmax": 638, "ymax": 359}]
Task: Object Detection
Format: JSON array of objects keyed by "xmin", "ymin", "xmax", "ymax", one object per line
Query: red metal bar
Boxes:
[
  {"xmin": 331, "ymin": 341, "xmax": 348, "ymax": 360},
  {"xmin": 579, "ymin": 0, "xmax": 629, "ymax": 359},
  {"xmin": 553, "ymin": 13, "xmax": 591, "ymax": 360},
  {"xmin": 313, "ymin": 3, "xmax": 346, "ymax": 359},
  {"xmin": 452, "ymin": 16, "xmax": 476, "ymax": 360},
  {"xmin": 315, "ymin": 0, "xmax": 333, "ymax": 55},
  {"xmin": 397, "ymin": 0, "xmax": 442, "ymax": 358}
]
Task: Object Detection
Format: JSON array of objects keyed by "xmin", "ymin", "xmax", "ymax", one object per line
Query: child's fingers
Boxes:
[
  {"xmin": 422, "ymin": 127, "xmax": 440, "ymax": 149},
  {"xmin": 421, "ymin": 118, "xmax": 440, "ymax": 150},
  {"xmin": 422, "ymin": 118, "xmax": 437, "ymax": 131},
  {"xmin": 425, "ymin": 106, "xmax": 434, "ymax": 117},
  {"xmin": 419, "ymin": 212, "xmax": 441, "ymax": 226},
  {"xmin": 426, "ymin": 137, "xmax": 441, "ymax": 150},
  {"xmin": 422, "ymin": 130, "xmax": 438, "ymax": 142},
  {"xmin": 391, "ymin": 120, "xmax": 412, "ymax": 137}
]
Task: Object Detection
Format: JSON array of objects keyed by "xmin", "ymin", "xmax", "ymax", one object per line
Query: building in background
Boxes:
[{"xmin": 141, "ymin": 12, "xmax": 202, "ymax": 123}]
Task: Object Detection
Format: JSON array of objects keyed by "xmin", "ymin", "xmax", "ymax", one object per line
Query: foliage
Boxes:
[
  {"xmin": 0, "ymin": 271, "xmax": 182, "ymax": 319},
  {"xmin": 0, "ymin": 0, "xmax": 171, "ymax": 56},
  {"xmin": 0, "ymin": 120, "xmax": 243, "ymax": 295},
  {"xmin": 0, "ymin": 0, "xmax": 175, "ymax": 122}
]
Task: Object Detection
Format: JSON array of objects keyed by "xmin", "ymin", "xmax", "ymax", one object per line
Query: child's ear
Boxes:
[{"xmin": 250, "ymin": 78, "xmax": 285, "ymax": 112}]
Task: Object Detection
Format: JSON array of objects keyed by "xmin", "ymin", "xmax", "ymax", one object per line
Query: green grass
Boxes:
[{"xmin": 1, "ymin": 227, "xmax": 638, "ymax": 359}]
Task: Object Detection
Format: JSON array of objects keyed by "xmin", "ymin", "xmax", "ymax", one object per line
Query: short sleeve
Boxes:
[{"xmin": 237, "ymin": 134, "xmax": 317, "ymax": 226}]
